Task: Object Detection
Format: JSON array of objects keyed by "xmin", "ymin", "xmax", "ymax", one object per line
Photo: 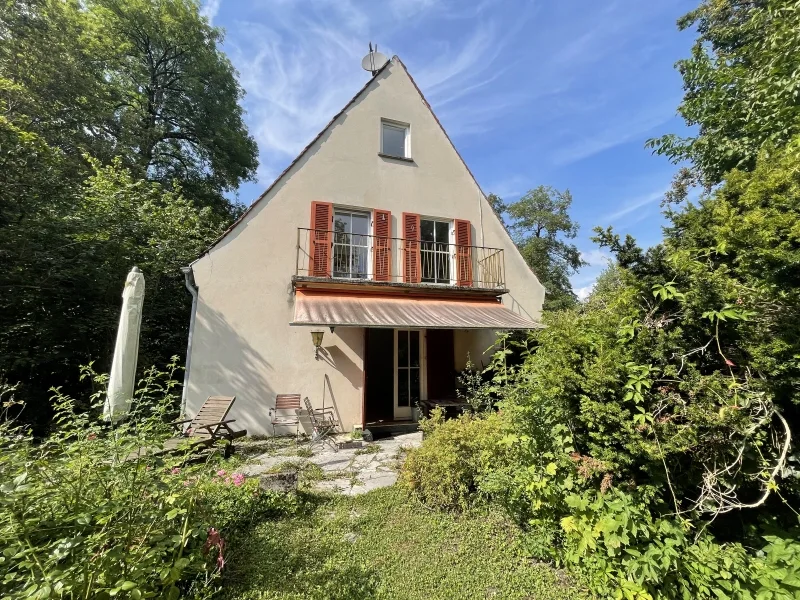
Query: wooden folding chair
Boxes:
[
  {"xmin": 303, "ymin": 396, "xmax": 339, "ymax": 451},
  {"xmin": 170, "ymin": 395, "xmax": 246, "ymax": 456},
  {"xmin": 270, "ymin": 394, "xmax": 302, "ymax": 437}
]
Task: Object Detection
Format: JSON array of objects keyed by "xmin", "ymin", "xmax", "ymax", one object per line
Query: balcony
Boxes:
[{"xmin": 294, "ymin": 228, "xmax": 506, "ymax": 294}]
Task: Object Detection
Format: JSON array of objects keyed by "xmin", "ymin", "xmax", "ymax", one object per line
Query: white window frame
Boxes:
[
  {"xmin": 419, "ymin": 217, "xmax": 455, "ymax": 286},
  {"xmin": 380, "ymin": 119, "xmax": 410, "ymax": 159},
  {"xmin": 331, "ymin": 208, "xmax": 372, "ymax": 280},
  {"xmin": 393, "ymin": 329, "xmax": 426, "ymax": 420}
]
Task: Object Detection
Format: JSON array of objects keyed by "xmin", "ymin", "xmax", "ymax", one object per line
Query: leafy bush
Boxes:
[
  {"xmin": 400, "ymin": 408, "xmax": 509, "ymax": 511},
  {"xmin": 0, "ymin": 362, "xmax": 293, "ymax": 599}
]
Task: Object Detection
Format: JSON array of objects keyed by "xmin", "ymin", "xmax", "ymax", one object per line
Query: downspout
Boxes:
[{"xmin": 180, "ymin": 266, "xmax": 198, "ymax": 418}]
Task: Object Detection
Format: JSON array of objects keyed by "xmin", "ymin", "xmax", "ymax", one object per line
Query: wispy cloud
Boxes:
[
  {"xmin": 223, "ymin": 0, "xmax": 520, "ymax": 187},
  {"xmin": 575, "ymin": 285, "xmax": 594, "ymax": 301},
  {"xmin": 200, "ymin": 0, "xmax": 221, "ymax": 24},
  {"xmin": 599, "ymin": 188, "xmax": 667, "ymax": 225}
]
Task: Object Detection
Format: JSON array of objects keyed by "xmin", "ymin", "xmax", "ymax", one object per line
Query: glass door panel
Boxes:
[{"xmin": 395, "ymin": 330, "xmax": 421, "ymax": 419}]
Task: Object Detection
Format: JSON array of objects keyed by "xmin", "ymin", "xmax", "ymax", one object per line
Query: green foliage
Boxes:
[
  {"xmin": 455, "ymin": 353, "xmax": 494, "ymax": 412},
  {"xmin": 0, "ymin": 155, "xmax": 226, "ymax": 429},
  {"xmin": 414, "ymin": 139, "xmax": 800, "ymax": 597},
  {"xmin": 648, "ymin": 0, "xmax": 800, "ymax": 186},
  {"xmin": 0, "ymin": 0, "xmax": 258, "ymax": 212},
  {"xmin": 490, "ymin": 186, "xmax": 586, "ymax": 310},
  {"xmin": 0, "ymin": 0, "xmax": 256, "ymax": 428},
  {"xmin": 400, "ymin": 409, "xmax": 510, "ymax": 511},
  {"xmin": 0, "ymin": 362, "xmax": 293, "ymax": 599}
]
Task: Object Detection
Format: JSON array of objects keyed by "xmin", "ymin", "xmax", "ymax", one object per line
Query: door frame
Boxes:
[{"xmin": 393, "ymin": 329, "xmax": 427, "ymax": 420}]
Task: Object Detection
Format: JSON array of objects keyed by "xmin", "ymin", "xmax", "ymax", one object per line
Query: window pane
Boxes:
[
  {"xmin": 382, "ymin": 124, "xmax": 406, "ymax": 157},
  {"xmin": 398, "ymin": 370, "xmax": 410, "ymax": 406},
  {"xmin": 420, "ymin": 219, "xmax": 434, "ymax": 242},
  {"xmin": 333, "ymin": 213, "xmax": 349, "ymax": 233},
  {"xmin": 333, "ymin": 245, "xmax": 351, "ymax": 277},
  {"xmin": 352, "ymin": 246, "xmax": 368, "ymax": 279},
  {"xmin": 437, "ymin": 252, "xmax": 450, "ymax": 282},
  {"xmin": 410, "ymin": 369, "xmax": 420, "ymax": 405},
  {"xmin": 351, "ymin": 213, "xmax": 369, "ymax": 237},
  {"xmin": 410, "ymin": 331, "xmax": 419, "ymax": 367},
  {"xmin": 398, "ymin": 331, "xmax": 408, "ymax": 367},
  {"xmin": 435, "ymin": 221, "xmax": 449, "ymax": 243},
  {"xmin": 333, "ymin": 213, "xmax": 349, "ymax": 246}
]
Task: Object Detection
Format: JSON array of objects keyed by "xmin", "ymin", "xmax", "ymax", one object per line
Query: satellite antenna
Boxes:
[{"xmin": 361, "ymin": 42, "xmax": 388, "ymax": 75}]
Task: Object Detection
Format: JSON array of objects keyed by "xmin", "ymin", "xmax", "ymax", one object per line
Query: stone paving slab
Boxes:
[{"xmin": 242, "ymin": 431, "xmax": 422, "ymax": 495}]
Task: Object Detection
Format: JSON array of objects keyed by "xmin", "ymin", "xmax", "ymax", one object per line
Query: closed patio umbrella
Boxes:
[{"xmin": 103, "ymin": 266, "xmax": 145, "ymax": 422}]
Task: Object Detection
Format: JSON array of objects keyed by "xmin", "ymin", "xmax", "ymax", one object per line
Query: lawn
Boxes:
[{"xmin": 221, "ymin": 486, "xmax": 585, "ymax": 600}]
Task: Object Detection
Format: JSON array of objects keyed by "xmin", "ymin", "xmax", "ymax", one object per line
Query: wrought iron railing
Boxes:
[{"xmin": 295, "ymin": 228, "xmax": 505, "ymax": 289}]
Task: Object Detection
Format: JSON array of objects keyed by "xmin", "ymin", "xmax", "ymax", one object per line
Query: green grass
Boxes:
[{"xmin": 222, "ymin": 487, "xmax": 584, "ymax": 600}]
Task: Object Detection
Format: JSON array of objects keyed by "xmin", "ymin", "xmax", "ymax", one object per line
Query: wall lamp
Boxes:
[{"xmin": 311, "ymin": 330, "xmax": 324, "ymax": 359}]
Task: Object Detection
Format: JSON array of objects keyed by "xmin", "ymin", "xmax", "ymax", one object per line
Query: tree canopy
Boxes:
[
  {"xmin": 0, "ymin": 0, "xmax": 257, "ymax": 216},
  {"xmin": 0, "ymin": 0, "xmax": 251, "ymax": 428},
  {"xmin": 492, "ymin": 186, "xmax": 585, "ymax": 311},
  {"xmin": 647, "ymin": 0, "xmax": 800, "ymax": 186}
]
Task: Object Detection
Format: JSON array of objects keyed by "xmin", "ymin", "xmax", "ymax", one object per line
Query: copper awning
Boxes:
[{"xmin": 291, "ymin": 290, "xmax": 541, "ymax": 330}]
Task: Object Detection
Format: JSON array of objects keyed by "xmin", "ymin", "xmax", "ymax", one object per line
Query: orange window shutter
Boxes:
[
  {"xmin": 309, "ymin": 201, "xmax": 333, "ymax": 277},
  {"xmin": 455, "ymin": 219, "xmax": 473, "ymax": 287},
  {"xmin": 373, "ymin": 209, "xmax": 392, "ymax": 282},
  {"xmin": 402, "ymin": 212, "xmax": 421, "ymax": 284}
]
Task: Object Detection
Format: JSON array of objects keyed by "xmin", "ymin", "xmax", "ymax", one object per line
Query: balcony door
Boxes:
[
  {"xmin": 394, "ymin": 329, "xmax": 421, "ymax": 420},
  {"xmin": 420, "ymin": 219, "xmax": 452, "ymax": 284},
  {"xmin": 332, "ymin": 210, "xmax": 370, "ymax": 279}
]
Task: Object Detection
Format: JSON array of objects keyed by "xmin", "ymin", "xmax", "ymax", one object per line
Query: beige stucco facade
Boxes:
[{"xmin": 184, "ymin": 57, "xmax": 545, "ymax": 435}]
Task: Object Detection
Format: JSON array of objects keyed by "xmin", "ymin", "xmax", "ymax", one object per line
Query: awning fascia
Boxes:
[{"xmin": 291, "ymin": 290, "xmax": 541, "ymax": 330}]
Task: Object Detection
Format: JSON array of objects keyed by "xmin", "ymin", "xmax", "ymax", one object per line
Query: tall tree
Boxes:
[
  {"xmin": 647, "ymin": 0, "xmax": 800, "ymax": 186},
  {"xmin": 89, "ymin": 0, "xmax": 258, "ymax": 211},
  {"xmin": 496, "ymin": 186, "xmax": 586, "ymax": 311},
  {"xmin": 0, "ymin": 0, "xmax": 255, "ymax": 427},
  {"xmin": 0, "ymin": 0, "xmax": 258, "ymax": 216}
]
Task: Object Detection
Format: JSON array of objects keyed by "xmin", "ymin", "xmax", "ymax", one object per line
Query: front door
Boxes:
[{"xmin": 394, "ymin": 329, "xmax": 421, "ymax": 419}]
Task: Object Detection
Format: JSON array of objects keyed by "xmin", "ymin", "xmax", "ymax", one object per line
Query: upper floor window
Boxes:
[
  {"xmin": 420, "ymin": 219, "xmax": 451, "ymax": 284},
  {"xmin": 332, "ymin": 209, "xmax": 370, "ymax": 279},
  {"xmin": 381, "ymin": 120, "xmax": 409, "ymax": 159}
]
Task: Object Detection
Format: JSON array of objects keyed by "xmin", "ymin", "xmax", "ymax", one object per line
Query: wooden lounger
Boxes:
[{"xmin": 170, "ymin": 395, "xmax": 247, "ymax": 456}]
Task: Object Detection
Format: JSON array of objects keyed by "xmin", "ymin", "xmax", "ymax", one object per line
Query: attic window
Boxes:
[{"xmin": 381, "ymin": 120, "xmax": 409, "ymax": 159}]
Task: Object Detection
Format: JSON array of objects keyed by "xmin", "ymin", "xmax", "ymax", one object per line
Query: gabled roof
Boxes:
[{"xmin": 197, "ymin": 55, "xmax": 492, "ymax": 260}]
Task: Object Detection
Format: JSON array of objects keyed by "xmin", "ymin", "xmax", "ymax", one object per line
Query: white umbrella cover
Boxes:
[{"xmin": 103, "ymin": 266, "xmax": 145, "ymax": 422}]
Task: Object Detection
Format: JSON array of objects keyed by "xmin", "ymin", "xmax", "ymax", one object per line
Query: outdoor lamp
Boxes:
[{"xmin": 311, "ymin": 330, "xmax": 324, "ymax": 359}]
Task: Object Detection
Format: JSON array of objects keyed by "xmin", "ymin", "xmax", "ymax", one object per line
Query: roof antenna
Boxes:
[{"xmin": 361, "ymin": 42, "xmax": 388, "ymax": 75}]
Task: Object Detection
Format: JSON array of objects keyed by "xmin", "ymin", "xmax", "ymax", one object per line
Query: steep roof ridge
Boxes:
[{"xmin": 195, "ymin": 54, "xmax": 510, "ymax": 261}]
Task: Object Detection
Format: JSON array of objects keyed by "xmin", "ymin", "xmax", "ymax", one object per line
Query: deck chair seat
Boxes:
[
  {"xmin": 303, "ymin": 396, "xmax": 339, "ymax": 451},
  {"xmin": 171, "ymin": 396, "xmax": 246, "ymax": 456}
]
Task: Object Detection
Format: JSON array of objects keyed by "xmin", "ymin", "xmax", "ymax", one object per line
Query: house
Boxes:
[{"xmin": 181, "ymin": 55, "xmax": 545, "ymax": 436}]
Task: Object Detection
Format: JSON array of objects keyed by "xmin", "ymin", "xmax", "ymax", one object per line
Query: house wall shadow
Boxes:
[{"xmin": 186, "ymin": 303, "xmax": 275, "ymax": 436}]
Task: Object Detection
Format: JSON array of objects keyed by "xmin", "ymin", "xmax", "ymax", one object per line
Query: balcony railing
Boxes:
[{"xmin": 295, "ymin": 228, "xmax": 506, "ymax": 290}]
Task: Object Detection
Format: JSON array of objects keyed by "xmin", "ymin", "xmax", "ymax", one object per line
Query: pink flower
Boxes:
[
  {"xmin": 171, "ymin": 467, "xmax": 181, "ymax": 475},
  {"xmin": 183, "ymin": 480, "xmax": 191, "ymax": 487},
  {"xmin": 216, "ymin": 469, "xmax": 226, "ymax": 477},
  {"xmin": 231, "ymin": 473, "xmax": 245, "ymax": 487},
  {"xmin": 203, "ymin": 527, "xmax": 226, "ymax": 571},
  {"xmin": 224, "ymin": 476, "xmax": 232, "ymax": 485},
  {"xmin": 725, "ymin": 358, "xmax": 735, "ymax": 367}
]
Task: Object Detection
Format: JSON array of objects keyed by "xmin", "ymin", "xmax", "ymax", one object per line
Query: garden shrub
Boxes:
[
  {"xmin": 0, "ymin": 362, "xmax": 294, "ymax": 599},
  {"xmin": 400, "ymin": 408, "xmax": 509, "ymax": 511}
]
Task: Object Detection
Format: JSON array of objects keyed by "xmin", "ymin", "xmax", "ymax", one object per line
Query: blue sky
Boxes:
[{"xmin": 203, "ymin": 0, "xmax": 697, "ymax": 297}]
